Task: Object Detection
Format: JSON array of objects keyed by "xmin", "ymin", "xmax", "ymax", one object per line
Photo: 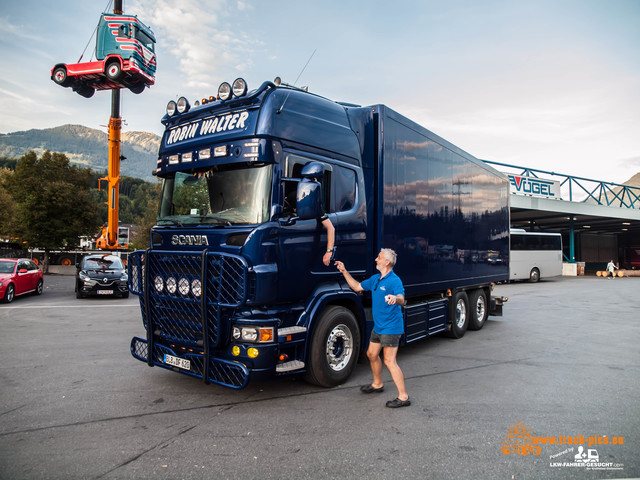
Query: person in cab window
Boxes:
[{"xmin": 300, "ymin": 162, "xmax": 335, "ymax": 266}]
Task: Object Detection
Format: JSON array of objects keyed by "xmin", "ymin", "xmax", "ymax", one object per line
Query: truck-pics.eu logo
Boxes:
[
  {"xmin": 501, "ymin": 423, "xmax": 626, "ymax": 472},
  {"xmin": 501, "ymin": 423, "xmax": 541, "ymax": 456}
]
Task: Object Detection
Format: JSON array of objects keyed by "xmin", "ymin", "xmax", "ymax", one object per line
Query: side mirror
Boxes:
[
  {"xmin": 18, "ymin": 268, "xmax": 28, "ymax": 274},
  {"xmin": 296, "ymin": 179, "xmax": 322, "ymax": 220}
]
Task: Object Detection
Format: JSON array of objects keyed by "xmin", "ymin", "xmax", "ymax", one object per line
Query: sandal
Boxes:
[
  {"xmin": 386, "ymin": 397, "xmax": 411, "ymax": 408},
  {"xmin": 360, "ymin": 384, "xmax": 384, "ymax": 394}
]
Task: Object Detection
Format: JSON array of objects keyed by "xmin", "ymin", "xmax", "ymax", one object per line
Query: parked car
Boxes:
[
  {"xmin": 75, "ymin": 254, "xmax": 129, "ymax": 299},
  {"xmin": 0, "ymin": 258, "xmax": 44, "ymax": 303}
]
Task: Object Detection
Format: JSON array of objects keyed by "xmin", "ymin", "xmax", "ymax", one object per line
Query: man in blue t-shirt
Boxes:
[{"xmin": 335, "ymin": 249, "xmax": 410, "ymax": 408}]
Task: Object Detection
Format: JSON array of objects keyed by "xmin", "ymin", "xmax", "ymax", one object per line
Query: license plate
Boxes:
[
  {"xmin": 164, "ymin": 354, "xmax": 190, "ymax": 371},
  {"xmin": 97, "ymin": 290, "xmax": 113, "ymax": 295}
]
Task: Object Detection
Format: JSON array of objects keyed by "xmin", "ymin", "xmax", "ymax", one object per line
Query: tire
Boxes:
[
  {"xmin": 529, "ymin": 268, "xmax": 540, "ymax": 283},
  {"xmin": 3, "ymin": 284, "xmax": 15, "ymax": 303},
  {"xmin": 305, "ymin": 306, "xmax": 361, "ymax": 388},
  {"xmin": 105, "ymin": 60, "xmax": 122, "ymax": 81},
  {"xmin": 121, "ymin": 291, "xmax": 130, "ymax": 299},
  {"xmin": 468, "ymin": 289, "xmax": 488, "ymax": 330},
  {"xmin": 129, "ymin": 83, "xmax": 145, "ymax": 94},
  {"xmin": 446, "ymin": 290, "xmax": 469, "ymax": 338},
  {"xmin": 33, "ymin": 279, "xmax": 44, "ymax": 296},
  {"xmin": 59, "ymin": 256, "xmax": 73, "ymax": 266},
  {"xmin": 77, "ymin": 86, "xmax": 95, "ymax": 98},
  {"xmin": 53, "ymin": 67, "xmax": 70, "ymax": 87}
]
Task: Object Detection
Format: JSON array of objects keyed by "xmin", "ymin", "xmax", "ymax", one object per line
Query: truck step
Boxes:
[
  {"xmin": 276, "ymin": 360, "xmax": 305, "ymax": 372},
  {"xmin": 278, "ymin": 326, "xmax": 307, "ymax": 335}
]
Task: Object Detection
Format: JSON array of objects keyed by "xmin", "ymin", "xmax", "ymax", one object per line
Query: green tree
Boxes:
[
  {"xmin": 130, "ymin": 182, "xmax": 161, "ymax": 250},
  {"xmin": 7, "ymin": 151, "xmax": 100, "ymax": 272},
  {"xmin": 0, "ymin": 168, "xmax": 17, "ymax": 237}
]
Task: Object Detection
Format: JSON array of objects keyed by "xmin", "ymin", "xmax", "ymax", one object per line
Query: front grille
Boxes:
[{"xmin": 128, "ymin": 250, "xmax": 248, "ymax": 349}]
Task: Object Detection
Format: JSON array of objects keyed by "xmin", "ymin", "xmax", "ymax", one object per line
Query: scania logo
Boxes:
[{"xmin": 171, "ymin": 235, "xmax": 209, "ymax": 246}]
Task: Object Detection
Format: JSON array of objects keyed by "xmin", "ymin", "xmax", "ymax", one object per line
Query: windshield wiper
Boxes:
[
  {"xmin": 157, "ymin": 218, "xmax": 184, "ymax": 226},
  {"xmin": 196, "ymin": 215, "xmax": 232, "ymax": 226}
]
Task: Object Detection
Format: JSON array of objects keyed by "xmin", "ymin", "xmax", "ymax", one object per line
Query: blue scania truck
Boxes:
[{"xmin": 128, "ymin": 79, "xmax": 510, "ymax": 389}]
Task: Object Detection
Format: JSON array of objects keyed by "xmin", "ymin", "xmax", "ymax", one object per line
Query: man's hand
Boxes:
[
  {"xmin": 334, "ymin": 260, "xmax": 346, "ymax": 273},
  {"xmin": 323, "ymin": 251, "xmax": 332, "ymax": 266}
]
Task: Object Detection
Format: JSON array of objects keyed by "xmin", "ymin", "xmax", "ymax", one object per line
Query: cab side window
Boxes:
[
  {"xmin": 282, "ymin": 154, "xmax": 357, "ymax": 215},
  {"xmin": 333, "ymin": 165, "xmax": 356, "ymax": 212}
]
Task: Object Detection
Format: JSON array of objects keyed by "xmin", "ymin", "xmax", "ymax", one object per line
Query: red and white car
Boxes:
[{"xmin": 0, "ymin": 258, "xmax": 44, "ymax": 303}]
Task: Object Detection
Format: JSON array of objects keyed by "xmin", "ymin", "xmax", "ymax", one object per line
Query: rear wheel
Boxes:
[
  {"xmin": 529, "ymin": 268, "xmax": 540, "ymax": 283},
  {"xmin": 306, "ymin": 306, "xmax": 360, "ymax": 387},
  {"xmin": 129, "ymin": 83, "xmax": 145, "ymax": 94},
  {"xmin": 77, "ymin": 86, "xmax": 95, "ymax": 98},
  {"xmin": 3, "ymin": 284, "xmax": 15, "ymax": 303},
  {"xmin": 447, "ymin": 291, "xmax": 469, "ymax": 338},
  {"xmin": 468, "ymin": 289, "xmax": 488, "ymax": 330}
]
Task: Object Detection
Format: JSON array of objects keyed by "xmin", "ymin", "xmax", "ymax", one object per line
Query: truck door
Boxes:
[{"xmin": 278, "ymin": 155, "xmax": 367, "ymax": 302}]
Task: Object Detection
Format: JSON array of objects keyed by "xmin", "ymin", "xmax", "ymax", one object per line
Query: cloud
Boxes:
[{"xmin": 129, "ymin": 0, "xmax": 260, "ymax": 90}]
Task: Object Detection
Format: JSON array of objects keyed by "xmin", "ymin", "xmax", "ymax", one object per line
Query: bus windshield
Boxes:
[{"xmin": 157, "ymin": 164, "xmax": 273, "ymax": 226}]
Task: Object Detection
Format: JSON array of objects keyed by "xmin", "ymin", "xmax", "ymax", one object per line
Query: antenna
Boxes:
[{"xmin": 276, "ymin": 49, "xmax": 316, "ymax": 114}]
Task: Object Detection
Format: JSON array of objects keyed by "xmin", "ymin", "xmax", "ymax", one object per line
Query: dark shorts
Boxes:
[{"xmin": 370, "ymin": 331, "xmax": 402, "ymax": 348}]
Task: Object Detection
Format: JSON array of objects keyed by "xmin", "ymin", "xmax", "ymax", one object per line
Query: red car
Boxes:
[{"xmin": 0, "ymin": 258, "xmax": 44, "ymax": 303}]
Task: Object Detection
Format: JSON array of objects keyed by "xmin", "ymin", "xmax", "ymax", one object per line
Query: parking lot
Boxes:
[{"xmin": 0, "ymin": 274, "xmax": 638, "ymax": 479}]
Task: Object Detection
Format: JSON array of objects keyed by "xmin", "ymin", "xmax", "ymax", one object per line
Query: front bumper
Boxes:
[{"xmin": 130, "ymin": 336, "xmax": 253, "ymax": 389}]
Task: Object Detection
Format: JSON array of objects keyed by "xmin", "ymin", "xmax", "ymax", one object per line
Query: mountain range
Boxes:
[
  {"xmin": 1, "ymin": 125, "xmax": 639, "ymax": 190},
  {"xmin": 0, "ymin": 124, "xmax": 160, "ymax": 181}
]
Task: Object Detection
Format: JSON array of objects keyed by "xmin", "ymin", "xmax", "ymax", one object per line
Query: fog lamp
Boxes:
[
  {"xmin": 177, "ymin": 96, "xmax": 190, "ymax": 114},
  {"xmin": 247, "ymin": 348, "xmax": 259, "ymax": 358},
  {"xmin": 166, "ymin": 100, "xmax": 176, "ymax": 116},
  {"xmin": 232, "ymin": 78, "xmax": 248, "ymax": 97},
  {"xmin": 232, "ymin": 345, "xmax": 240, "ymax": 356},
  {"xmin": 218, "ymin": 82, "xmax": 232, "ymax": 101}
]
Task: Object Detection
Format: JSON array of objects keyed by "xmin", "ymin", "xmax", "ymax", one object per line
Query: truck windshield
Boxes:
[{"xmin": 157, "ymin": 164, "xmax": 273, "ymax": 226}]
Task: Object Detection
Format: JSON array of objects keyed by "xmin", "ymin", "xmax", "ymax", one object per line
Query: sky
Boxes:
[{"xmin": 1, "ymin": 0, "xmax": 639, "ymax": 184}]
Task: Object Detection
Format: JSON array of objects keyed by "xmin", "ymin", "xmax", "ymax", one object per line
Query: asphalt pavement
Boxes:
[{"xmin": 0, "ymin": 274, "xmax": 638, "ymax": 480}]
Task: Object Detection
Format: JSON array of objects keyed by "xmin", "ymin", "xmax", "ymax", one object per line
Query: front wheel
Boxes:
[
  {"xmin": 53, "ymin": 67, "xmax": 70, "ymax": 87},
  {"xmin": 3, "ymin": 284, "xmax": 15, "ymax": 303},
  {"xmin": 305, "ymin": 306, "xmax": 360, "ymax": 388},
  {"xmin": 33, "ymin": 279, "xmax": 43, "ymax": 296}
]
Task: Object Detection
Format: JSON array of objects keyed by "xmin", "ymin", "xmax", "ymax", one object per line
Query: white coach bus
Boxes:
[{"xmin": 510, "ymin": 229, "xmax": 563, "ymax": 282}]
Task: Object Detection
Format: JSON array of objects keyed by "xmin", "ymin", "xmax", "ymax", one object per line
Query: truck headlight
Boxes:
[{"xmin": 232, "ymin": 325, "xmax": 274, "ymax": 343}]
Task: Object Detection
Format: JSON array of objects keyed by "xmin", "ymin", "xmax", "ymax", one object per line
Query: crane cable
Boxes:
[{"xmin": 77, "ymin": 0, "xmax": 115, "ymax": 63}]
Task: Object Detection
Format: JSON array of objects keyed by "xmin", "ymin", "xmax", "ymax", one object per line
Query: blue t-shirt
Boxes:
[{"xmin": 361, "ymin": 270, "xmax": 405, "ymax": 335}]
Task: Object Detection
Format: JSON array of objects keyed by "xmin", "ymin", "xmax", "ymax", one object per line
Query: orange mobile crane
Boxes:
[{"xmin": 51, "ymin": 0, "xmax": 156, "ymax": 250}]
